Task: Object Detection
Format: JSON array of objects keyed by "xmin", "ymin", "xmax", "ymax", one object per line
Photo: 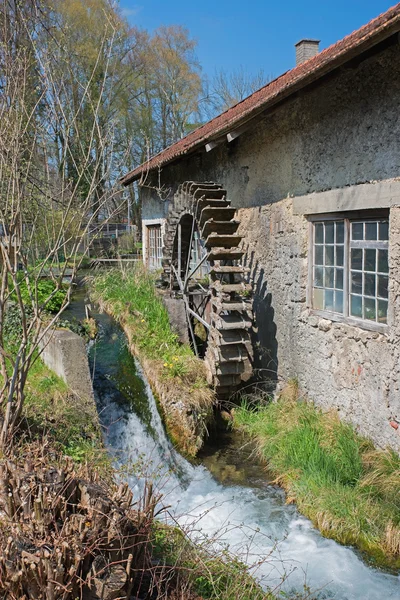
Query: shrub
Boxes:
[{"xmin": 11, "ymin": 277, "xmax": 67, "ymax": 313}]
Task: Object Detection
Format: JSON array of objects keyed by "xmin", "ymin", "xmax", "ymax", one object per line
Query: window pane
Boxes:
[
  {"xmin": 352, "ymin": 222, "xmax": 363, "ymax": 240},
  {"xmin": 379, "ymin": 221, "xmax": 389, "ymax": 241},
  {"xmin": 313, "ymin": 288, "xmax": 323, "ymax": 310},
  {"xmin": 314, "ymin": 267, "xmax": 324, "ymax": 287},
  {"xmin": 377, "ymin": 275, "xmax": 388, "ymax": 299},
  {"xmin": 378, "ymin": 299, "xmax": 388, "ymax": 323},
  {"xmin": 364, "ymin": 249, "xmax": 376, "ymax": 272},
  {"xmin": 364, "ymin": 297, "xmax": 376, "ymax": 321},
  {"xmin": 325, "ymin": 267, "xmax": 334, "ymax": 288},
  {"xmin": 350, "ymin": 295, "xmax": 362, "ymax": 318},
  {"xmin": 315, "ymin": 245, "xmax": 324, "ymax": 265},
  {"xmin": 325, "ymin": 290, "xmax": 334, "ymax": 311},
  {"xmin": 364, "ymin": 273, "xmax": 376, "ymax": 297},
  {"xmin": 325, "ymin": 223, "xmax": 334, "ymax": 244},
  {"xmin": 351, "ymin": 271, "xmax": 362, "ymax": 294},
  {"xmin": 315, "ymin": 223, "xmax": 324, "ymax": 244},
  {"xmin": 325, "ymin": 245, "xmax": 334, "ymax": 266},
  {"xmin": 365, "ymin": 222, "xmax": 377, "ymax": 240},
  {"xmin": 312, "ymin": 217, "xmax": 388, "ymax": 324},
  {"xmin": 312, "ymin": 220, "xmax": 345, "ymax": 314},
  {"xmin": 378, "ymin": 249, "xmax": 388, "ymax": 273},
  {"xmin": 336, "ymin": 222, "xmax": 344, "ymax": 244},
  {"xmin": 336, "ymin": 245, "xmax": 344, "ymax": 266},
  {"xmin": 335, "ymin": 291, "xmax": 344, "ymax": 313},
  {"xmin": 351, "ymin": 248, "xmax": 362, "ymax": 270},
  {"xmin": 336, "ymin": 268, "xmax": 344, "ymax": 290}
]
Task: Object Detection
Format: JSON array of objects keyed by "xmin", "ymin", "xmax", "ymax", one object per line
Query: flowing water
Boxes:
[{"xmin": 65, "ymin": 293, "xmax": 400, "ymax": 599}]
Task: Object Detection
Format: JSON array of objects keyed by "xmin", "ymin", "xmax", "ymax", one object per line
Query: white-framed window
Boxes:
[
  {"xmin": 148, "ymin": 225, "xmax": 163, "ymax": 269},
  {"xmin": 311, "ymin": 215, "xmax": 389, "ymax": 328}
]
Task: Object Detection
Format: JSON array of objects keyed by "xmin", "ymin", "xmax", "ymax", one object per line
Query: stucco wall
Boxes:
[
  {"xmin": 139, "ymin": 42, "xmax": 400, "ymax": 450},
  {"xmin": 140, "ymin": 186, "xmax": 169, "ymax": 268},
  {"xmin": 142, "ymin": 44, "xmax": 400, "ymax": 210}
]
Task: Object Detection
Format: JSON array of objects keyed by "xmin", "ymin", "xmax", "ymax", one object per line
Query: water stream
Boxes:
[{"xmin": 65, "ymin": 293, "xmax": 400, "ymax": 599}]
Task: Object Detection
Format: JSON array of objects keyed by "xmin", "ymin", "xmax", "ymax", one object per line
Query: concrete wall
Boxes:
[
  {"xmin": 139, "ymin": 42, "xmax": 400, "ymax": 450},
  {"xmin": 40, "ymin": 329, "xmax": 94, "ymax": 401}
]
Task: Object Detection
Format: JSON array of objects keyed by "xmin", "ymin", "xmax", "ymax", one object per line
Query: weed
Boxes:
[{"xmin": 10, "ymin": 277, "xmax": 67, "ymax": 313}]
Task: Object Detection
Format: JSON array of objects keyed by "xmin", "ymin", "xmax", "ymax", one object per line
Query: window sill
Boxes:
[{"xmin": 308, "ymin": 309, "xmax": 388, "ymax": 335}]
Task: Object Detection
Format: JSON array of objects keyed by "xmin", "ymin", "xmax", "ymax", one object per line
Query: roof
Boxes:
[{"xmin": 121, "ymin": 3, "xmax": 400, "ymax": 186}]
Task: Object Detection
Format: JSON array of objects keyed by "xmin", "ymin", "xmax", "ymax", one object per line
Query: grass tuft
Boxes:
[{"xmin": 234, "ymin": 386, "xmax": 400, "ymax": 570}]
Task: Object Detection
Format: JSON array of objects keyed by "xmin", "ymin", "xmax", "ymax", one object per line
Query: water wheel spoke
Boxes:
[
  {"xmin": 170, "ymin": 263, "xmax": 184, "ymax": 292},
  {"xmin": 186, "ymin": 305, "xmax": 211, "ymax": 331},
  {"xmin": 183, "ymin": 296, "xmax": 200, "ymax": 357},
  {"xmin": 184, "ymin": 251, "xmax": 210, "ymax": 291},
  {"xmin": 183, "ymin": 216, "xmax": 196, "ymax": 285},
  {"xmin": 163, "ymin": 181, "xmax": 254, "ymax": 398}
]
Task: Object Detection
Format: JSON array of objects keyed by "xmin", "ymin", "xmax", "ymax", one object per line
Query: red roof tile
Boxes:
[{"xmin": 121, "ymin": 4, "xmax": 400, "ymax": 185}]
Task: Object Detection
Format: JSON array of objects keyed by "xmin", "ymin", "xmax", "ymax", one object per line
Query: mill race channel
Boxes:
[{"xmin": 64, "ymin": 292, "xmax": 400, "ymax": 600}]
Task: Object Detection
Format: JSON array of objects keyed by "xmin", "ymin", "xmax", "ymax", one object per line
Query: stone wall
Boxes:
[
  {"xmin": 139, "ymin": 42, "xmax": 400, "ymax": 450},
  {"xmin": 236, "ymin": 200, "xmax": 400, "ymax": 451}
]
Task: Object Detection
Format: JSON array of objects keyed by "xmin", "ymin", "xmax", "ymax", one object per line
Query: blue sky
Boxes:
[{"xmin": 119, "ymin": 1, "xmax": 395, "ymax": 79}]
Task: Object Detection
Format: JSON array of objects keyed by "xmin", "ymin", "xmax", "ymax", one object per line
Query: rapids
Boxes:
[{"xmin": 68, "ymin": 297, "xmax": 399, "ymax": 600}]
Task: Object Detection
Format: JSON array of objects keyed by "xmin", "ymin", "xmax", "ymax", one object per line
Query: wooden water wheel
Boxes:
[{"xmin": 162, "ymin": 182, "xmax": 253, "ymax": 399}]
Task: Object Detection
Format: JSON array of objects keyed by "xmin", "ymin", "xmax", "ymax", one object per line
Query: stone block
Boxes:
[{"xmin": 40, "ymin": 329, "xmax": 94, "ymax": 400}]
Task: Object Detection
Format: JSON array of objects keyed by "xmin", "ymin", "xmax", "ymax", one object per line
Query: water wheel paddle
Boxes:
[{"xmin": 162, "ymin": 181, "xmax": 253, "ymax": 399}]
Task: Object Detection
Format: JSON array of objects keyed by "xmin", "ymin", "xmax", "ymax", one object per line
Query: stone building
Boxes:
[{"xmin": 121, "ymin": 5, "xmax": 400, "ymax": 451}]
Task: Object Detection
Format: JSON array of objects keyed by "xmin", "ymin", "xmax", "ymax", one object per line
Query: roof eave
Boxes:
[{"xmin": 121, "ymin": 10, "xmax": 400, "ymax": 187}]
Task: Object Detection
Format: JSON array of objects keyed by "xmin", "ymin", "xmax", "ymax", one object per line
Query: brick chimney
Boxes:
[{"xmin": 295, "ymin": 39, "xmax": 320, "ymax": 65}]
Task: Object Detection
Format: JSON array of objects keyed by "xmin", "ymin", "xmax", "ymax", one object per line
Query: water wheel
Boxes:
[{"xmin": 162, "ymin": 182, "xmax": 253, "ymax": 399}]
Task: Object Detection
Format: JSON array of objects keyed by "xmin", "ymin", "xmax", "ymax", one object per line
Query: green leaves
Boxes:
[{"xmin": 11, "ymin": 278, "xmax": 67, "ymax": 313}]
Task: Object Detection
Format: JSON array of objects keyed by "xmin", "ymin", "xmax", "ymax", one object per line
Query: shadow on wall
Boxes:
[{"xmin": 243, "ymin": 250, "xmax": 279, "ymax": 396}]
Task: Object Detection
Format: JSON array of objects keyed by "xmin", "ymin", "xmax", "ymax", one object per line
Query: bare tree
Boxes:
[
  {"xmin": 202, "ymin": 66, "xmax": 271, "ymax": 118},
  {"xmin": 0, "ymin": 1, "xmax": 125, "ymax": 448}
]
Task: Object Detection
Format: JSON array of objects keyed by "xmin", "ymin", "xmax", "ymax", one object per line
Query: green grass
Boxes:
[
  {"xmin": 92, "ymin": 266, "xmax": 194, "ymax": 368},
  {"xmin": 91, "ymin": 266, "xmax": 215, "ymax": 457},
  {"xmin": 234, "ymin": 384, "xmax": 400, "ymax": 570},
  {"xmin": 151, "ymin": 523, "xmax": 272, "ymax": 600},
  {"xmin": 18, "ymin": 357, "xmax": 110, "ymax": 474}
]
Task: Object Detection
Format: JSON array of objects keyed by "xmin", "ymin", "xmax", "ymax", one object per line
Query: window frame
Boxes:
[
  {"xmin": 307, "ymin": 211, "xmax": 389, "ymax": 334},
  {"xmin": 147, "ymin": 224, "xmax": 163, "ymax": 269}
]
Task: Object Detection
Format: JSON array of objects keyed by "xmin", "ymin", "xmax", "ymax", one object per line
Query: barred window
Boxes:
[{"xmin": 312, "ymin": 217, "xmax": 389, "ymax": 325}]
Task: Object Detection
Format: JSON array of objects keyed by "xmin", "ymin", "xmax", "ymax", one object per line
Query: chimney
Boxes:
[{"xmin": 295, "ymin": 39, "xmax": 320, "ymax": 65}]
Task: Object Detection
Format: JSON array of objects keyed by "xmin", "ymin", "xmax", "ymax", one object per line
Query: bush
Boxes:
[
  {"xmin": 117, "ymin": 232, "xmax": 136, "ymax": 252},
  {"xmin": 12, "ymin": 277, "xmax": 67, "ymax": 313}
]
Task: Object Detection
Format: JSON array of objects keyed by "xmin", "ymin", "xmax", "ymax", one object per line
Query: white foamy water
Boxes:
[{"xmin": 91, "ymin": 323, "xmax": 400, "ymax": 600}]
